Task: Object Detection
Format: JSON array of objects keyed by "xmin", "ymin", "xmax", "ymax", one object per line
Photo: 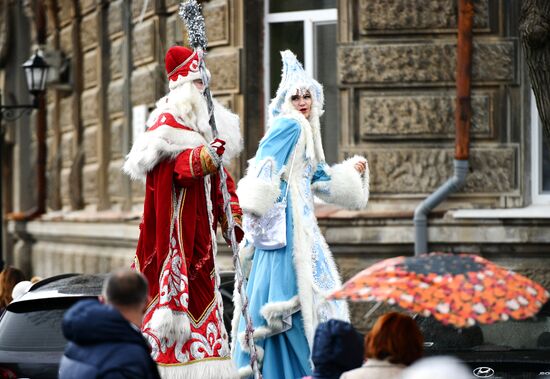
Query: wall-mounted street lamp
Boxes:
[
  {"xmin": 1, "ymin": 50, "xmax": 49, "ymax": 120},
  {"xmin": 21, "ymin": 51, "xmax": 49, "ymax": 106},
  {"xmin": 2, "ymin": 50, "xmax": 49, "ymax": 115},
  {"xmin": 0, "ymin": 49, "xmax": 49, "ymax": 271}
]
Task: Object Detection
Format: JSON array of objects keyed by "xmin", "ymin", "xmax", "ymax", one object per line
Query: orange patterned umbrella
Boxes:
[{"xmin": 328, "ymin": 252, "xmax": 549, "ymax": 327}]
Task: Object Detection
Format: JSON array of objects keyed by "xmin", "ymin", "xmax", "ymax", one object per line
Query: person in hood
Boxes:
[
  {"xmin": 59, "ymin": 270, "xmax": 160, "ymax": 379},
  {"xmin": 232, "ymin": 50, "xmax": 369, "ymax": 378},
  {"xmin": 122, "ymin": 45, "xmax": 243, "ymax": 378},
  {"xmin": 302, "ymin": 319, "xmax": 364, "ymax": 379}
]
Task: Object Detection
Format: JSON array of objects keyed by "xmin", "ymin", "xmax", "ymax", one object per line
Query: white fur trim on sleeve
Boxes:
[
  {"xmin": 122, "ymin": 124, "xmax": 207, "ymax": 181},
  {"xmin": 260, "ymin": 296, "xmax": 300, "ymax": 331},
  {"xmin": 236, "ymin": 158, "xmax": 281, "ymax": 216},
  {"xmin": 313, "ymin": 155, "xmax": 369, "ymax": 210},
  {"xmin": 122, "ymin": 83, "xmax": 243, "ymax": 181}
]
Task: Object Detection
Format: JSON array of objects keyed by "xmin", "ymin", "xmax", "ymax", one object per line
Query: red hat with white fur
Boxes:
[{"xmin": 165, "ymin": 46, "xmax": 207, "ymax": 90}]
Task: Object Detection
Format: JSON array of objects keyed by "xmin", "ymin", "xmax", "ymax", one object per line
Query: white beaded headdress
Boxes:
[{"xmin": 268, "ymin": 50, "xmax": 324, "ymax": 119}]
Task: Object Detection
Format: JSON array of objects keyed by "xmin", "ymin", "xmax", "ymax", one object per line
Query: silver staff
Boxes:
[{"xmin": 179, "ymin": 2, "xmax": 262, "ymax": 378}]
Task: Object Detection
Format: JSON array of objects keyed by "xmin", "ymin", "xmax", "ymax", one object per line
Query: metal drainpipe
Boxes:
[{"xmin": 414, "ymin": 0, "xmax": 474, "ymax": 256}]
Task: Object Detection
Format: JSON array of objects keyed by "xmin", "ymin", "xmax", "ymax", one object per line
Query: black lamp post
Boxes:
[{"xmin": 0, "ymin": 49, "xmax": 49, "ymax": 271}]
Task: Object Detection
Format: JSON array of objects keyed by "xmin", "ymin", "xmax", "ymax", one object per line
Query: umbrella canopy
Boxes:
[{"xmin": 328, "ymin": 252, "xmax": 549, "ymax": 327}]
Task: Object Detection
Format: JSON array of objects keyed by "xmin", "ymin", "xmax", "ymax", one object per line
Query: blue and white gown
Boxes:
[{"xmin": 232, "ymin": 110, "xmax": 369, "ymax": 379}]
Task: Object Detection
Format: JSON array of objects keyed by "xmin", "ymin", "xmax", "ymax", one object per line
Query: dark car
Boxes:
[
  {"xmin": 0, "ymin": 272, "xmax": 235, "ymax": 379},
  {"xmin": 416, "ymin": 301, "xmax": 550, "ymax": 379}
]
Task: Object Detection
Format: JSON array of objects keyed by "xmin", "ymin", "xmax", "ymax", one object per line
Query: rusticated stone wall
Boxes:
[
  {"xmin": 358, "ymin": 92, "xmax": 492, "ymax": 138},
  {"xmin": 358, "ymin": 0, "xmax": 490, "ymax": 32},
  {"xmin": 361, "ymin": 148, "xmax": 516, "ymax": 194},
  {"xmin": 339, "ymin": 0, "xmax": 522, "ymax": 209},
  {"xmin": 339, "ymin": 41, "xmax": 515, "ymax": 85}
]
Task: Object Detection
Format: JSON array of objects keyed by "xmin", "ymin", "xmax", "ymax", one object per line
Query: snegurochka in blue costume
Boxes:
[{"xmin": 232, "ymin": 50, "xmax": 370, "ymax": 378}]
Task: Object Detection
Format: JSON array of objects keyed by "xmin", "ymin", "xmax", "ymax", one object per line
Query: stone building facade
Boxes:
[{"xmin": 1, "ymin": 0, "xmax": 549, "ymax": 327}]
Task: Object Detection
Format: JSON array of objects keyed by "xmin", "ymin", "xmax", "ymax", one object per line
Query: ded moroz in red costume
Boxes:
[{"xmin": 123, "ymin": 46, "xmax": 243, "ymax": 379}]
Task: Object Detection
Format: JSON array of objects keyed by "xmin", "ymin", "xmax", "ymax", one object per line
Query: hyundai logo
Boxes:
[{"xmin": 473, "ymin": 367, "xmax": 495, "ymax": 378}]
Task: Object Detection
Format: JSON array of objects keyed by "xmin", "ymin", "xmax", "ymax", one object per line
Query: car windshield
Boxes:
[
  {"xmin": 0, "ymin": 298, "xmax": 88, "ymax": 352},
  {"xmin": 417, "ymin": 308, "xmax": 550, "ymax": 352}
]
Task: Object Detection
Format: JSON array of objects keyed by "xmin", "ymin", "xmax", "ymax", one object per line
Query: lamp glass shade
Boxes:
[{"xmin": 22, "ymin": 51, "xmax": 49, "ymax": 94}]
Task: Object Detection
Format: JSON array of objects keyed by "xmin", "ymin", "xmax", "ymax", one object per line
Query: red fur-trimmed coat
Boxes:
[
  {"xmin": 123, "ymin": 82, "xmax": 243, "ymax": 377},
  {"xmin": 135, "ymin": 113, "xmax": 242, "ymax": 310}
]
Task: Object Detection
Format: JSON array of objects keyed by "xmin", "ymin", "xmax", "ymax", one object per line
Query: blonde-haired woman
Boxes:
[{"xmin": 232, "ymin": 51, "xmax": 370, "ymax": 378}]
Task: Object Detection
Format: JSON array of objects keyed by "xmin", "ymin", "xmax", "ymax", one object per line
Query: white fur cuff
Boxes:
[
  {"xmin": 313, "ymin": 155, "xmax": 369, "ymax": 210},
  {"xmin": 260, "ymin": 295, "xmax": 300, "ymax": 329},
  {"xmin": 236, "ymin": 158, "xmax": 281, "ymax": 216}
]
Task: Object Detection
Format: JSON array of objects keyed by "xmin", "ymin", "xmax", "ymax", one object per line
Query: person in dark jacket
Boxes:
[
  {"xmin": 303, "ymin": 319, "xmax": 364, "ymax": 379},
  {"xmin": 59, "ymin": 270, "xmax": 160, "ymax": 379}
]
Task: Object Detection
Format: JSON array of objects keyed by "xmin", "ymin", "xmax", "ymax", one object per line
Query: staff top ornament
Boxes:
[{"xmin": 179, "ymin": 0, "xmax": 208, "ymax": 51}]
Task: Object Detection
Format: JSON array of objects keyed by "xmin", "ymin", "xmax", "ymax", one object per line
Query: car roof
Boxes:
[{"xmin": 11, "ymin": 273, "xmax": 108, "ymax": 303}]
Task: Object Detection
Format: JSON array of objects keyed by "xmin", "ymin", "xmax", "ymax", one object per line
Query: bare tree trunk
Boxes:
[{"xmin": 520, "ymin": 0, "xmax": 550, "ymax": 149}]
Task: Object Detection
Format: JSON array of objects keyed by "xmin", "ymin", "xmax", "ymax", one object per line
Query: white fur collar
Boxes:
[
  {"xmin": 270, "ymin": 107, "xmax": 325, "ymax": 164},
  {"xmin": 122, "ymin": 82, "xmax": 243, "ymax": 181}
]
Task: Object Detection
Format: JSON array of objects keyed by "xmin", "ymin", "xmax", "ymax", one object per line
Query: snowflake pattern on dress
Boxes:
[{"xmin": 292, "ymin": 156, "xmax": 347, "ymax": 324}]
